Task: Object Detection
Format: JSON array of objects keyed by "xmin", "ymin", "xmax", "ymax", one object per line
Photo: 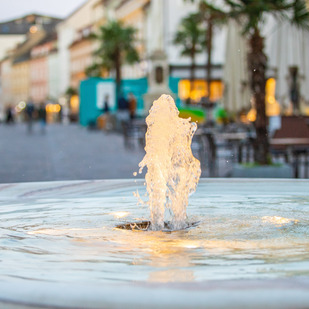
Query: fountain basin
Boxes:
[{"xmin": 0, "ymin": 179, "xmax": 308, "ymax": 308}]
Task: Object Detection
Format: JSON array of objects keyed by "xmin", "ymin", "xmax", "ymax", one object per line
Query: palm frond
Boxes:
[
  {"xmin": 291, "ymin": 0, "xmax": 309, "ymax": 29},
  {"xmin": 173, "ymin": 13, "xmax": 207, "ymax": 56},
  {"xmin": 87, "ymin": 19, "xmax": 140, "ymax": 78}
]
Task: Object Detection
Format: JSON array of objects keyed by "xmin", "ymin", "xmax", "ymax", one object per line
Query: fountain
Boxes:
[
  {"xmin": 120, "ymin": 94, "xmax": 201, "ymax": 231},
  {"xmin": 0, "ymin": 95, "xmax": 309, "ymax": 308}
]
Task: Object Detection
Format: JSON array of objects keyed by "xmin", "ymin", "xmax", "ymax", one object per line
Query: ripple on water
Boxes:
[{"xmin": 0, "ymin": 183, "xmax": 309, "ymax": 284}]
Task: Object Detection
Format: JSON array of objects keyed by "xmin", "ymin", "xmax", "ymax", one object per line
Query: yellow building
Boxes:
[
  {"xmin": 0, "ymin": 57, "xmax": 12, "ymax": 106},
  {"xmin": 2, "ymin": 28, "xmax": 47, "ymax": 108},
  {"xmin": 11, "ymin": 58, "xmax": 30, "ymax": 104}
]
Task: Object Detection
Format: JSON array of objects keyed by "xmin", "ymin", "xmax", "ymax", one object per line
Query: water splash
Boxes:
[{"xmin": 139, "ymin": 95, "xmax": 201, "ymax": 230}]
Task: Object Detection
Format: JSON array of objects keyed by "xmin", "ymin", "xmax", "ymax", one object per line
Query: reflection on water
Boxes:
[
  {"xmin": 0, "ymin": 182, "xmax": 309, "ymax": 284},
  {"xmin": 262, "ymin": 216, "xmax": 299, "ymax": 226},
  {"xmin": 149, "ymin": 269, "xmax": 195, "ymax": 282}
]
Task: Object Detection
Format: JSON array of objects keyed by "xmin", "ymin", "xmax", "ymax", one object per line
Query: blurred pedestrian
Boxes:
[
  {"xmin": 25, "ymin": 99, "xmax": 35, "ymax": 133},
  {"xmin": 128, "ymin": 93, "xmax": 137, "ymax": 120},
  {"xmin": 101, "ymin": 95, "xmax": 112, "ymax": 131},
  {"xmin": 38, "ymin": 102, "xmax": 47, "ymax": 134},
  {"xmin": 103, "ymin": 95, "xmax": 110, "ymax": 114},
  {"xmin": 5, "ymin": 105, "xmax": 14, "ymax": 124},
  {"xmin": 118, "ymin": 93, "xmax": 128, "ymax": 111},
  {"xmin": 117, "ymin": 93, "xmax": 129, "ymax": 126}
]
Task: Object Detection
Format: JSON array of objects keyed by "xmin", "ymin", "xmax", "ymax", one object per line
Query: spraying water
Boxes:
[{"xmin": 139, "ymin": 94, "xmax": 201, "ymax": 230}]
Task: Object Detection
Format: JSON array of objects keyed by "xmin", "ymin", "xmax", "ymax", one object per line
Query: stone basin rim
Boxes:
[{"xmin": 1, "ymin": 278, "xmax": 309, "ymax": 309}]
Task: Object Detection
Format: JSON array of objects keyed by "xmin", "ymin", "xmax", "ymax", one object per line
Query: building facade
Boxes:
[
  {"xmin": 1, "ymin": 2, "xmax": 308, "ymax": 120},
  {"xmin": 0, "ymin": 58, "xmax": 12, "ymax": 108},
  {"xmin": 57, "ymin": 0, "xmax": 105, "ymax": 95},
  {"xmin": 0, "ymin": 14, "xmax": 62, "ymax": 117},
  {"xmin": 69, "ymin": 28, "xmax": 95, "ymax": 90},
  {"xmin": 30, "ymin": 37, "xmax": 56, "ymax": 103},
  {"xmin": 0, "ymin": 35, "xmax": 25, "ymax": 61},
  {"xmin": 11, "ymin": 57, "xmax": 30, "ymax": 104},
  {"xmin": 48, "ymin": 49, "xmax": 60, "ymax": 101},
  {"xmin": 107, "ymin": 0, "xmax": 225, "ymax": 105}
]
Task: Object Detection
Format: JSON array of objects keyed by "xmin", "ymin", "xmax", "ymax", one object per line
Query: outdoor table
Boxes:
[
  {"xmin": 194, "ymin": 128, "xmax": 217, "ymax": 176},
  {"xmin": 270, "ymin": 138, "xmax": 309, "ymax": 146}
]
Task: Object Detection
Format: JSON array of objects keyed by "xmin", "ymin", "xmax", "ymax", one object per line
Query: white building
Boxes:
[
  {"xmin": 106, "ymin": 0, "xmax": 226, "ymax": 107},
  {"xmin": 57, "ymin": 0, "xmax": 105, "ymax": 95},
  {"xmin": 48, "ymin": 49, "xmax": 61, "ymax": 100},
  {"xmin": 0, "ymin": 35, "xmax": 25, "ymax": 61},
  {"xmin": 0, "ymin": 58, "xmax": 12, "ymax": 120},
  {"xmin": 265, "ymin": 16, "xmax": 309, "ymax": 114}
]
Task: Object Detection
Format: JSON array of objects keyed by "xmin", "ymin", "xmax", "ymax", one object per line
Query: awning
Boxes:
[{"xmin": 222, "ymin": 19, "xmax": 251, "ymax": 113}]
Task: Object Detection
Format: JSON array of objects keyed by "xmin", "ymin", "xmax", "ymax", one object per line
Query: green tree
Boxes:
[
  {"xmin": 173, "ymin": 13, "xmax": 206, "ymax": 101},
  {"xmin": 86, "ymin": 20, "xmax": 140, "ymax": 97},
  {"xmin": 191, "ymin": 0, "xmax": 309, "ymax": 164}
]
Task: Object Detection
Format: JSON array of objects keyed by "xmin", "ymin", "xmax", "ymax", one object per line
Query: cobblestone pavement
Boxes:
[{"xmin": 0, "ymin": 123, "xmax": 146, "ymax": 183}]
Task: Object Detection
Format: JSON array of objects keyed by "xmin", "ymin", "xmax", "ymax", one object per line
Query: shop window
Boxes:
[{"xmin": 178, "ymin": 79, "xmax": 223, "ymax": 103}]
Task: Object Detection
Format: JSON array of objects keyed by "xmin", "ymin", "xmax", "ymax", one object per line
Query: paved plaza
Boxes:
[
  {"xmin": 0, "ymin": 123, "xmax": 146, "ymax": 183},
  {"xmin": 2, "ymin": 122, "xmax": 307, "ymax": 183}
]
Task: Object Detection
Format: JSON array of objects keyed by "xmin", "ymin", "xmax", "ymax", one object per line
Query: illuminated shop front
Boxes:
[
  {"xmin": 178, "ymin": 79, "xmax": 224, "ymax": 103},
  {"xmin": 247, "ymin": 78, "xmax": 281, "ymax": 122}
]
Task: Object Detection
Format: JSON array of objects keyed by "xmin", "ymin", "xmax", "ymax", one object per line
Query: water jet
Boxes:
[{"xmin": 137, "ymin": 94, "xmax": 201, "ymax": 231}]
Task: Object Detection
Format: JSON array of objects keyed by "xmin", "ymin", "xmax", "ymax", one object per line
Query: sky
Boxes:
[{"xmin": 0, "ymin": 0, "xmax": 87, "ymax": 22}]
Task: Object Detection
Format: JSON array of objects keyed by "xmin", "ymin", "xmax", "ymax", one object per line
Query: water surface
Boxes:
[{"xmin": 0, "ymin": 179, "xmax": 308, "ymax": 285}]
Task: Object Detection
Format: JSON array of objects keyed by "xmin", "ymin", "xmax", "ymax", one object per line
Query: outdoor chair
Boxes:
[
  {"xmin": 270, "ymin": 116, "xmax": 309, "ymax": 178},
  {"xmin": 192, "ymin": 128, "xmax": 217, "ymax": 177},
  {"xmin": 122, "ymin": 120, "xmax": 146, "ymax": 150}
]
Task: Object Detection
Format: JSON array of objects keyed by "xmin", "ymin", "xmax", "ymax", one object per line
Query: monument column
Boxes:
[{"xmin": 144, "ymin": 0, "xmax": 172, "ymax": 112}]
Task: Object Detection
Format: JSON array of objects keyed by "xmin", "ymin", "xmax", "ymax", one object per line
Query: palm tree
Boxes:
[
  {"xmin": 191, "ymin": 0, "xmax": 309, "ymax": 164},
  {"xmin": 173, "ymin": 13, "xmax": 206, "ymax": 101},
  {"xmin": 86, "ymin": 20, "xmax": 140, "ymax": 98},
  {"xmin": 186, "ymin": 1, "xmax": 226, "ymax": 99},
  {"xmin": 197, "ymin": 2, "xmax": 226, "ymax": 100}
]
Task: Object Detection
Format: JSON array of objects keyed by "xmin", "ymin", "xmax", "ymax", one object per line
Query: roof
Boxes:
[
  {"xmin": 11, "ymin": 30, "xmax": 46, "ymax": 63},
  {"xmin": 0, "ymin": 14, "xmax": 62, "ymax": 35},
  {"xmin": 29, "ymin": 31, "xmax": 58, "ymax": 59},
  {"xmin": 13, "ymin": 51, "xmax": 31, "ymax": 64},
  {"xmin": 34, "ymin": 31, "xmax": 57, "ymax": 45}
]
